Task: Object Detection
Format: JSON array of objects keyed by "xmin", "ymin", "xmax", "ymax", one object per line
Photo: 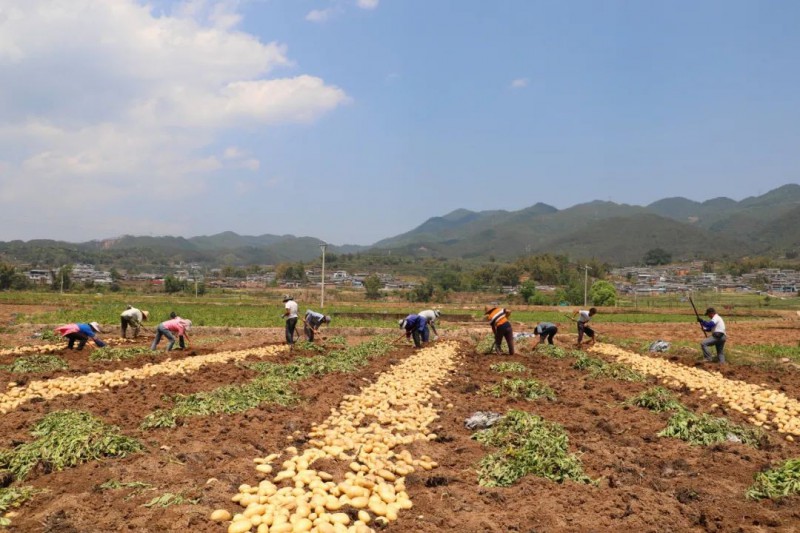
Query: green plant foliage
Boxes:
[
  {"xmin": 0, "ymin": 486, "xmax": 40, "ymax": 527},
  {"xmin": 473, "ymin": 410, "xmax": 592, "ymax": 487},
  {"xmin": 476, "ymin": 334, "xmax": 497, "ymax": 355},
  {"xmin": 573, "ymin": 354, "xmax": 645, "ymax": 382},
  {"xmin": 487, "ymin": 378, "xmax": 556, "ymax": 401},
  {"xmin": 143, "ymin": 337, "xmax": 394, "ymax": 429},
  {"xmin": 537, "ymin": 345, "xmax": 568, "ymax": 359},
  {"xmin": 747, "ymin": 458, "xmax": 800, "ymax": 500},
  {"xmin": 489, "ymin": 362, "xmax": 528, "ymax": 373},
  {"xmin": 142, "ymin": 491, "xmax": 199, "ymax": 508},
  {"xmin": 626, "ymin": 387, "xmax": 685, "ymax": 412},
  {"xmin": 89, "ymin": 346, "xmax": 155, "ymax": 362},
  {"xmin": 658, "ymin": 410, "xmax": 765, "ymax": 447},
  {"xmin": 2, "ymin": 355, "xmax": 68, "ymax": 373},
  {"xmin": 0, "ymin": 411, "xmax": 144, "ymax": 481}
]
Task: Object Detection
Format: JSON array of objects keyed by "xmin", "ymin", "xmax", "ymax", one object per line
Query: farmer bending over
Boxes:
[
  {"xmin": 531, "ymin": 322, "xmax": 558, "ymax": 349},
  {"xmin": 120, "ymin": 305, "xmax": 149, "ymax": 339},
  {"xmin": 484, "ymin": 305, "xmax": 514, "ymax": 355},
  {"xmin": 55, "ymin": 322, "xmax": 106, "ymax": 350},
  {"xmin": 151, "ymin": 312, "xmax": 191, "ymax": 351},
  {"xmin": 417, "ymin": 309, "xmax": 441, "ymax": 340},
  {"xmin": 303, "ymin": 309, "xmax": 331, "ymax": 342},
  {"xmin": 573, "ymin": 307, "xmax": 597, "ymax": 347},
  {"xmin": 399, "ymin": 314, "xmax": 428, "ymax": 348}
]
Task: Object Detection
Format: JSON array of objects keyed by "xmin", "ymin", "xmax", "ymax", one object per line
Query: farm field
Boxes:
[{"xmin": 1, "ymin": 296, "xmax": 800, "ymax": 532}]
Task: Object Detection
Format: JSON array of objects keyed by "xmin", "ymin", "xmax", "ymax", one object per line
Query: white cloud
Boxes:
[
  {"xmin": 306, "ymin": 8, "xmax": 334, "ymax": 22},
  {"xmin": 0, "ymin": 0, "xmax": 349, "ymax": 241},
  {"xmin": 356, "ymin": 0, "xmax": 379, "ymax": 9},
  {"xmin": 510, "ymin": 78, "xmax": 529, "ymax": 89}
]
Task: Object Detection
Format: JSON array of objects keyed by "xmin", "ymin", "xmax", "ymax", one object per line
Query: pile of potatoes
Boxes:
[
  {"xmin": 0, "ymin": 344, "xmax": 64, "ymax": 357},
  {"xmin": 594, "ymin": 343, "xmax": 800, "ymax": 438},
  {"xmin": 0, "ymin": 345, "xmax": 287, "ymax": 414},
  {"xmin": 214, "ymin": 341, "xmax": 460, "ymax": 533}
]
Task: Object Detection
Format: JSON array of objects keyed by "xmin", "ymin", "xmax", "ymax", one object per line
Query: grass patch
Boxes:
[
  {"xmin": 658, "ymin": 409, "xmax": 765, "ymax": 447},
  {"xmin": 143, "ymin": 337, "xmax": 394, "ymax": 429},
  {"xmin": 489, "ymin": 362, "xmax": 528, "ymax": 373},
  {"xmin": 573, "ymin": 353, "xmax": 646, "ymax": 382},
  {"xmin": 295, "ymin": 340, "xmax": 325, "ymax": 353},
  {"xmin": 2, "ymin": 354, "xmax": 68, "ymax": 373},
  {"xmin": 89, "ymin": 346, "xmax": 154, "ymax": 362},
  {"xmin": 747, "ymin": 458, "xmax": 800, "ymax": 500},
  {"xmin": 487, "ymin": 378, "xmax": 556, "ymax": 401},
  {"xmin": 142, "ymin": 491, "xmax": 200, "ymax": 508},
  {"xmin": 475, "ymin": 334, "xmax": 497, "ymax": 355},
  {"xmin": 473, "ymin": 410, "xmax": 592, "ymax": 487},
  {"xmin": 0, "ymin": 411, "xmax": 144, "ymax": 481},
  {"xmin": 38, "ymin": 329, "xmax": 62, "ymax": 342},
  {"xmin": 626, "ymin": 387, "xmax": 685, "ymax": 412}
]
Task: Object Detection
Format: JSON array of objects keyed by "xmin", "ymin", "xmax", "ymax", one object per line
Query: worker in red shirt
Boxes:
[{"xmin": 150, "ymin": 312, "xmax": 192, "ymax": 351}]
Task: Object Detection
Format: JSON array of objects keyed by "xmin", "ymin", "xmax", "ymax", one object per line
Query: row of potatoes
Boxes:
[
  {"xmin": 594, "ymin": 343, "xmax": 800, "ymax": 439},
  {"xmin": 213, "ymin": 341, "xmax": 460, "ymax": 533}
]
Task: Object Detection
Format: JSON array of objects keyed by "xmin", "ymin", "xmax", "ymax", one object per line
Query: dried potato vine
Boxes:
[{"xmin": 216, "ymin": 341, "xmax": 460, "ymax": 533}]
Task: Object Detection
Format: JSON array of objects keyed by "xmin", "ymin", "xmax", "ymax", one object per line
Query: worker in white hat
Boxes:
[
  {"xmin": 120, "ymin": 305, "xmax": 149, "ymax": 339},
  {"xmin": 417, "ymin": 309, "xmax": 442, "ymax": 340}
]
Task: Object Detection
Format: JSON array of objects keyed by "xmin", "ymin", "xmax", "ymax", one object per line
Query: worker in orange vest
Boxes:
[{"xmin": 484, "ymin": 305, "xmax": 514, "ymax": 355}]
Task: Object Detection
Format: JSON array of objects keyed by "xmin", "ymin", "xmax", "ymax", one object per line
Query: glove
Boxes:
[
  {"xmin": 696, "ymin": 317, "xmax": 703, "ymax": 323},
  {"xmin": 94, "ymin": 339, "xmax": 107, "ymax": 348}
]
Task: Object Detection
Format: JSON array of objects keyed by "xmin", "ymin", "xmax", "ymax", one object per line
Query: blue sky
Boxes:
[{"xmin": 1, "ymin": 1, "xmax": 798, "ymax": 245}]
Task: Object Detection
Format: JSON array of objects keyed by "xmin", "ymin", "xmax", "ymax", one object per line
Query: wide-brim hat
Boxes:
[
  {"xmin": 282, "ymin": 294, "xmax": 292, "ymax": 302},
  {"xmin": 142, "ymin": 310, "xmax": 150, "ymax": 320},
  {"xmin": 398, "ymin": 319, "xmax": 407, "ymax": 329},
  {"xmin": 89, "ymin": 322, "xmax": 102, "ymax": 333}
]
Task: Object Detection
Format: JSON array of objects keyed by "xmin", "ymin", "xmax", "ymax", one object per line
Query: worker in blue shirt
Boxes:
[
  {"xmin": 398, "ymin": 314, "xmax": 428, "ymax": 348},
  {"xmin": 303, "ymin": 310, "xmax": 331, "ymax": 342}
]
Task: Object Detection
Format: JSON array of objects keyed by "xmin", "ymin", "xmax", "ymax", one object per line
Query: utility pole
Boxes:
[
  {"xmin": 320, "ymin": 244, "xmax": 327, "ymax": 309},
  {"xmin": 583, "ymin": 265, "xmax": 590, "ymax": 307}
]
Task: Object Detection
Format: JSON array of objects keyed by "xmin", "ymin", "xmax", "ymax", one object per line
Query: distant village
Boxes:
[{"xmin": 20, "ymin": 260, "xmax": 800, "ymax": 297}]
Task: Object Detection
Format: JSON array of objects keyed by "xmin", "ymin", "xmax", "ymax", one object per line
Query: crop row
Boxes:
[
  {"xmin": 0, "ymin": 345, "xmax": 286, "ymax": 414},
  {"xmin": 212, "ymin": 341, "xmax": 460, "ymax": 533},
  {"xmin": 593, "ymin": 343, "xmax": 800, "ymax": 437}
]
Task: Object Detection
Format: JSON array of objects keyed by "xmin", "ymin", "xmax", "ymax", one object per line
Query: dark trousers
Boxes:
[
  {"xmin": 285, "ymin": 317, "xmax": 298, "ymax": 345},
  {"xmin": 66, "ymin": 332, "xmax": 89, "ymax": 350},
  {"xmin": 701, "ymin": 333, "xmax": 726, "ymax": 363},
  {"xmin": 304, "ymin": 323, "xmax": 316, "ymax": 342},
  {"xmin": 577, "ymin": 323, "xmax": 595, "ymax": 344},
  {"xmin": 494, "ymin": 322, "xmax": 514, "ymax": 355},
  {"xmin": 120, "ymin": 317, "xmax": 140, "ymax": 338},
  {"xmin": 540, "ymin": 326, "xmax": 558, "ymax": 344}
]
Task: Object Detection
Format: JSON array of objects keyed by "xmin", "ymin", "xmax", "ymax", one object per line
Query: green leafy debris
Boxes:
[
  {"xmin": 487, "ymin": 378, "xmax": 556, "ymax": 401},
  {"xmin": 747, "ymin": 458, "xmax": 800, "ymax": 500},
  {"xmin": 0, "ymin": 486, "xmax": 40, "ymax": 527},
  {"xmin": 0, "ymin": 411, "xmax": 144, "ymax": 481},
  {"xmin": 626, "ymin": 387, "xmax": 685, "ymax": 412},
  {"xmin": 473, "ymin": 410, "xmax": 592, "ymax": 487},
  {"xmin": 89, "ymin": 346, "xmax": 154, "ymax": 362},
  {"xmin": 142, "ymin": 491, "xmax": 199, "ymax": 508},
  {"xmin": 573, "ymin": 354, "xmax": 645, "ymax": 382},
  {"xmin": 658, "ymin": 409, "xmax": 765, "ymax": 447},
  {"xmin": 2, "ymin": 355, "xmax": 68, "ymax": 373},
  {"xmin": 489, "ymin": 362, "xmax": 528, "ymax": 373}
]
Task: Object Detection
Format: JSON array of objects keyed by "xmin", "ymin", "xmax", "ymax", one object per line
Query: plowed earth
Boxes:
[{"xmin": 1, "ymin": 315, "xmax": 800, "ymax": 532}]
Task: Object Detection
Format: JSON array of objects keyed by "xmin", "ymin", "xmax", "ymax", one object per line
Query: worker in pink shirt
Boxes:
[{"xmin": 150, "ymin": 311, "xmax": 192, "ymax": 351}]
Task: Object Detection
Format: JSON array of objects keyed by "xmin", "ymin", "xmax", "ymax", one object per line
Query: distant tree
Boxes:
[
  {"xmin": 590, "ymin": 280, "xmax": 617, "ymax": 306},
  {"xmin": 406, "ymin": 281, "xmax": 434, "ymax": 303},
  {"xmin": 0, "ymin": 263, "xmax": 16, "ymax": 290},
  {"xmin": 518, "ymin": 280, "xmax": 537, "ymax": 303},
  {"xmin": 363, "ymin": 274, "xmax": 383, "ymax": 300},
  {"xmin": 164, "ymin": 274, "xmax": 187, "ymax": 294},
  {"xmin": 496, "ymin": 265, "xmax": 521, "ymax": 287},
  {"xmin": 109, "ymin": 267, "xmax": 123, "ymax": 282},
  {"xmin": 643, "ymin": 248, "xmax": 672, "ymax": 266},
  {"xmin": 429, "ymin": 269, "xmax": 462, "ymax": 292}
]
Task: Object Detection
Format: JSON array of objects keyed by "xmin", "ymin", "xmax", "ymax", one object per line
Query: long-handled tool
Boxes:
[{"xmin": 689, "ymin": 296, "xmax": 708, "ymax": 338}]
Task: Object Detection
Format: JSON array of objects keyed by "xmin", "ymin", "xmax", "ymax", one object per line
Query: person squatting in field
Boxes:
[
  {"xmin": 120, "ymin": 305, "xmax": 149, "ymax": 339},
  {"xmin": 282, "ymin": 295, "xmax": 299, "ymax": 350},
  {"xmin": 698, "ymin": 307, "xmax": 727, "ymax": 363},
  {"xmin": 55, "ymin": 322, "xmax": 106, "ymax": 350},
  {"xmin": 485, "ymin": 305, "xmax": 514, "ymax": 355},
  {"xmin": 399, "ymin": 314, "xmax": 428, "ymax": 348},
  {"xmin": 417, "ymin": 309, "xmax": 441, "ymax": 340},
  {"xmin": 303, "ymin": 309, "xmax": 331, "ymax": 342},
  {"xmin": 574, "ymin": 307, "xmax": 597, "ymax": 347},
  {"xmin": 531, "ymin": 321, "xmax": 558, "ymax": 349},
  {"xmin": 151, "ymin": 312, "xmax": 192, "ymax": 351}
]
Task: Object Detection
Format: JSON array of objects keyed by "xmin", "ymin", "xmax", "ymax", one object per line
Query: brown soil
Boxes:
[{"xmin": 1, "ymin": 324, "xmax": 800, "ymax": 532}]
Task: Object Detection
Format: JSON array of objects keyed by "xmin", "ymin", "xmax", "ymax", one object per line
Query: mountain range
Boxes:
[{"xmin": 1, "ymin": 184, "xmax": 799, "ymax": 268}]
